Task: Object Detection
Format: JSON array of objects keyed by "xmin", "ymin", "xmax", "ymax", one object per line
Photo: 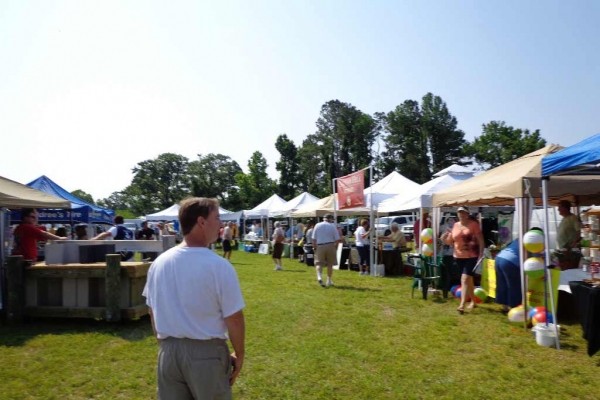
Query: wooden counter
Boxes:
[{"xmin": 6, "ymin": 255, "xmax": 150, "ymax": 322}]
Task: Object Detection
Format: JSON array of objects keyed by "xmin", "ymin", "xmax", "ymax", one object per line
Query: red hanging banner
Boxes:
[{"xmin": 337, "ymin": 170, "xmax": 365, "ymax": 209}]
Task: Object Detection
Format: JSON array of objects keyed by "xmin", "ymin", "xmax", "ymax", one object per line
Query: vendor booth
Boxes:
[
  {"xmin": 0, "ymin": 175, "xmax": 71, "ymax": 312},
  {"xmin": 433, "ymin": 143, "xmax": 600, "ymax": 349}
]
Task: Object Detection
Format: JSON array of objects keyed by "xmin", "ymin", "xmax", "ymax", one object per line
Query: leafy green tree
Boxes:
[
  {"xmin": 421, "ymin": 93, "xmax": 466, "ymax": 174},
  {"xmin": 380, "ymin": 100, "xmax": 428, "ymax": 182},
  {"xmin": 71, "ymin": 189, "xmax": 95, "ymax": 205},
  {"xmin": 97, "ymin": 191, "xmax": 128, "ymax": 210},
  {"xmin": 274, "ymin": 134, "xmax": 301, "ymax": 199},
  {"xmin": 296, "ymin": 135, "xmax": 329, "ymax": 198},
  {"xmin": 235, "ymin": 151, "xmax": 277, "ymax": 209},
  {"xmin": 380, "ymin": 94, "xmax": 466, "ymax": 183},
  {"xmin": 315, "ymin": 100, "xmax": 378, "ymax": 178},
  {"xmin": 128, "ymin": 153, "xmax": 190, "ymax": 214},
  {"xmin": 188, "ymin": 153, "xmax": 243, "ymax": 209},
  {"xmin": 466, "ymin": 121, "xmax": 547, "ymax": 168}
]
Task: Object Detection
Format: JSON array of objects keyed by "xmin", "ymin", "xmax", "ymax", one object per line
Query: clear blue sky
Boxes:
[{"xmin": 1, "ymin": 0, "xmax": 598, "ymax": 200}]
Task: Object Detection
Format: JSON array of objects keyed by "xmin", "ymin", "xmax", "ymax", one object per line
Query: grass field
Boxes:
[{"xmin": 1, "ymin": 250, "xmax": 599, "ymax": 399}]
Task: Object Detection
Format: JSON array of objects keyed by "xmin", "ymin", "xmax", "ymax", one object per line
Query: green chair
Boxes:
[{"xmin": 408, "ymin": 254, "xmax": 442, "ymax": 300}]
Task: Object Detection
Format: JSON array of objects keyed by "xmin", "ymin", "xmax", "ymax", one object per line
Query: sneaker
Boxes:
[
  {"xmin": 274, "ymin": 266, "xmax": 282, "ymax": 271},
  {"xmin": 318, "ymin": 279, "xmax": 325, "ymax": 287},
  {"xmin": 326, "ymin": 280, "xmax": 334, "ymax": 287}
]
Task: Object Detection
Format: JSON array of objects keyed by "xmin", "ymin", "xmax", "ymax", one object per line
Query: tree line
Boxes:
[{"xmin": 72, "ymin": 92, "xmax": 546, "ymax": 216}]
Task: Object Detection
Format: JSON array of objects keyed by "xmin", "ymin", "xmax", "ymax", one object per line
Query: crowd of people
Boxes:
[{"xmin": 9, "ymin": 197, "xmax": 586, "ymax": 397}]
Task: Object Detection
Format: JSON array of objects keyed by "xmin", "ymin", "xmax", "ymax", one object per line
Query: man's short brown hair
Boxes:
[
  {"xmin": 178, "ymin": 197, "xmax": 219, "ymax": 235},
  {"xmin": 558, "ymin": 200, "xmax": 572, "ymax": 209}
]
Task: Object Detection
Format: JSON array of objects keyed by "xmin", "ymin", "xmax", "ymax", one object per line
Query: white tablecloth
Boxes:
[{"xmin": 558, "ymin": 268, "xmax": 591, "ymax": 293}]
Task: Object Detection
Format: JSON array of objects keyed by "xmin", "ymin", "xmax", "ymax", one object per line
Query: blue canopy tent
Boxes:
[
  {"xmin": 10, "ymin": 175, "xmax": 114, "ymax": 224},
  {"xmin": 542, "ymin": 133, "xmax": 600, "ymax": 177}
]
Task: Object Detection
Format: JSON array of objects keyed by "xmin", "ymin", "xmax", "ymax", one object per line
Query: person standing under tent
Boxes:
[
  {"xmin": 222, "ymin": 221, "xmax": 234, "ymax": 260},
  {"xmin": 143, "ymin": 197, "xmax": 246, "ymax": 399},
  {"xmin": 12, "ymin": 208, "xmax": 68, "ymax": 262},
  {"xmin": 312, "ymin": 214, "xmax": 340, "ymax": 287},
  {"xmin": 91, "ymin": 215, "xmax": 135, "ymax": 261},
  {"xmin": 557, "ymin": 200, "xmax": 582, "ymax": 249},
  {"xmin": 441, "ymin": 206, "xmax": 484, "ymax": 314},
  {"xmin": 272, "ymin": 221, "xmax": 285, "ymax": 271},
  {"xmin": 355, "ymin": 218, "xmax": 371, "ymax": 275},
  {"xmin": 136, "ymin": 221, "xmax": 155, "ymax": 240}
]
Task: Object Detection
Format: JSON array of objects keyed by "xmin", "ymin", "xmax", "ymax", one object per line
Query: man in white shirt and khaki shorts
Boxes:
[{"xmin": 312, "ymin": 214, "xmax": 340, "ymax": 287}]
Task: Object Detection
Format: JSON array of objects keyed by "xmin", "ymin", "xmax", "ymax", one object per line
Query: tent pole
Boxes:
[
  {"xmin": 542, "ymin": 178, "xmax": 560, "ymax": 349},
  {"xmin": 369, "ymin": 165, "xmax": 374, "ymax": 276},
  {"xmin": 516, "ymin": 198, "xmax": 528, "ymax": 331}
]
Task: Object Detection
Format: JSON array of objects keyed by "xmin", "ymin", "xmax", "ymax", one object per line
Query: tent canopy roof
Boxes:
[
  {"xmin": 27, "ymin": 175, "xmax": 113, "ymax": 214},
  {"xmin": 542, "ymin": 132, "xmax": 600, "ymax": 176},
  {"xmin": 378, "ymin": 166, "xmax": 475, "ymax": 213},
  {"xmin": 270, "ymin": 192, "xmax": 319, "ymax": 217},
  {"xmin": 0, "ymin": 175, "xmax": 71, "ymax": 209},
  {"xmin": 433, "ymin": 145, "xmax": 562, "ymax": 207},
  {"xmin": 291, "ymin": 194, "xmax": 371, "ymax": 218},
  {"xmin": 433, "ymin": 145, "xmax": 600, "ymax": 207}
]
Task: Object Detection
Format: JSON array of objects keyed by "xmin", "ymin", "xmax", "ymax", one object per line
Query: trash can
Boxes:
[{"xmin": 304, "ymin": 245, "xmax": 314, "ymax": 266}]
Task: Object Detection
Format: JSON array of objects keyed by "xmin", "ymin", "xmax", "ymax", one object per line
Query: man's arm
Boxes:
[
  {"xmin": 224, "ymin": 310, "xmax": 245, "ymax": 386},
  {"xmin": 42, "ymin": 231, "xmax": 67, "ymax": 240},
  {"xmin": 91, "ymin": 231, "xmax": 112, "ymax": 240}
]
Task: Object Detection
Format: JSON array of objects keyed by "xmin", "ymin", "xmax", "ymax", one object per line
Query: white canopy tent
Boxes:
[
  {"xmin": 363, "ymin": 171, "xmax": 420, "ymax": 208},
  {"xmin": 145, "ymin": 204, "xmax": 239, "ymax": 221},
  {"xmin": 270, "ymin": 192, "xmax": 319, "ymax": 217},
  {"xmin": 290, "ymin": 194, "xmax": 371, "ymax": 218},
  {"xmin": 244, "ymin": 194, "xmax": 287, "ymax": 219},
  {"xmin": 377, "ymin": 165, "xmax": 475, "ymax": 214}
]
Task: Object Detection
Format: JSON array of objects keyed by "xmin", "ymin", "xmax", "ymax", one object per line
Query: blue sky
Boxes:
[{"xmin": 1, "ymin": 0, "xmax": 598, "ymax": 200}]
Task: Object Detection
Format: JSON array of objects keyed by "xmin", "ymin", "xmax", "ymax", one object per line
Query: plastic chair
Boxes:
[{"xmin": 407, "ymin": 254, "xmax": 442, "ymax": 299}]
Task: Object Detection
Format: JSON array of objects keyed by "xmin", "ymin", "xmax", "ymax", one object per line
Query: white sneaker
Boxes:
[
  {"xmin": 326, "ymin": 280, "xmax": 334, "ymax": 287},
  {"xmin": 274, "ymin": 266, "xmax": 282, "ymax": 271}
]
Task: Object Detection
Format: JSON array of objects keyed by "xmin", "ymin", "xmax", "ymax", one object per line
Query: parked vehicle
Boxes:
[{"xmin": 375, "ymin": 215, "xmax": 415, "ymax": 238}]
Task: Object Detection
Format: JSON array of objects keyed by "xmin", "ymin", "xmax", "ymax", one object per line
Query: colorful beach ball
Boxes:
[
  {"xmin": 450, "ymin": 285, "xmax": 460, "ymax": 296},
  {"xmin": 420, "ymin": 228, "xmax": 433, "ymax": 244},
  {"xmin": 523, "ymin": 230, "xmax": 545, "ymax": 254},
  {"xmin": 524, "ymin": 257, "xmax": 545, "ymax": 272},
  {"xmin": 532, "ymin": 311, "xmax": 554, "ymax": 326},
  {"xmin": 474, "ymin": 287, "xmax": 488, "ymax": 302},
  {"xmin": 421, "ymin": 243, "xmax": 434, "ymax": 257},
  {"xmin": 508, "ymin": 305, "xmax": 530, "ymax": 322},
  {"xmin": 528, "ymin": 306, "xmax": 546, "ymax": 320}
]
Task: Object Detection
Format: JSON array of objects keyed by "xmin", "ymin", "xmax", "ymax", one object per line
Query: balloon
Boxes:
[
  {"xmin": 508, "ymin": 305, "xmax": 530, "ymax": 322},
  {"xmin": 450, "ymin": 285, "xmax": 460, "ymax": 295},
  {"xmin": 474, "ymin": 287, "xmax": 488, "ymax": 302},
  {"xmin": 421, "ymin": 243, "xmax": 433, "ymax": 257},
  {"xmin": 454, "ymin": 288, "xmax": 462, "ymax": 299},
  {"xmin": 528, "ymin": 306, "xmax": 546, "ymax": 320},
  {"xmin": 420, "ymin": 228, "xmax": 433, "ymax": 244},
  {"xmin": 523, "ymin": 230, "xmax": 545, "ymax": 253},
  {"xmin": 532, "ymin": 311, "xmax": 553, "ymax": 326},
  {"xmin": 524, "ymin": 257, "xmax": 545, "ymax": 272}
]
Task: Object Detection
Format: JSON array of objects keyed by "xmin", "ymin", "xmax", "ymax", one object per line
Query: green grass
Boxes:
[{"xmin": 1, "ymin": 250, "xmax": 598, "ymax": 399}]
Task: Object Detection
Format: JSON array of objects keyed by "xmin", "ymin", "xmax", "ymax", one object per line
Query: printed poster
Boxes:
[{"xmin": 337, "ymin": 170, "xmax": 365, "ymax": 209}]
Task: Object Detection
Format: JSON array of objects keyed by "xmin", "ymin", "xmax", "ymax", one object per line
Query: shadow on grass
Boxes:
[{"xmin": 0, "ymin": 315, "xmax": 153, "ymax": 347}]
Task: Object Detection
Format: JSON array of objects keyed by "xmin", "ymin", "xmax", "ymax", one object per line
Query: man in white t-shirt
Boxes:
[
  {"xmin": 143, "ymin": 198, "xmax": 246, "ymax": 399},
  {"xmin": 312, "ymin": 214, "xmax": 340, "ymax": 287}
]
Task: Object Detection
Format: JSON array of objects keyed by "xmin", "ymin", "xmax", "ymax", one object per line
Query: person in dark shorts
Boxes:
[
  {"xmin": 272, "ymin": 221, "xmax": 285, "ymax": 271},
  {"xmin": 222, "ymin": 221, "xmax": 234, "ymax": 260}
]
